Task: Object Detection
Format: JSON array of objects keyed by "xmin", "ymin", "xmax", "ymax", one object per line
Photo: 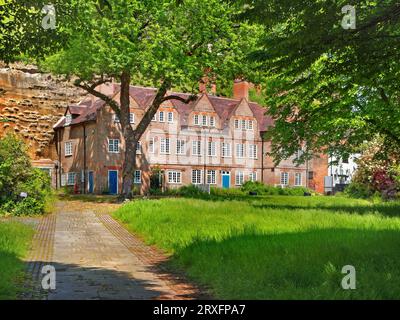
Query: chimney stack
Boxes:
[
  {"xmin": 199, "ymin": 77, "xmax": 217, "ymax": 95},
  {"xmin": 233, "ymin": 79, "xmax": 249, "ymax": 100}
]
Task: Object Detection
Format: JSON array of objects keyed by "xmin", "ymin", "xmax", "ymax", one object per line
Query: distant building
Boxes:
[
  {"xmin": 53, "ymin": 81, "xmax": 327, "ymax": 195},
  {"xmin": 328, "ymin": 154, "xmax": 359, "ymax": 191}
]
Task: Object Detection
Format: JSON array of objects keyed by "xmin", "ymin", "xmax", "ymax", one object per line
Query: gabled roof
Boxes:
[{"xmin": 54, "ymin": 83, "xmax": 273, "ymax": 131}]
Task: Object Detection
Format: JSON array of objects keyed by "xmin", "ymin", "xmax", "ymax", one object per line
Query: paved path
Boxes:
[{"xmin": 24, "ymin": 201, "xmax": 199, "ymax": 300}]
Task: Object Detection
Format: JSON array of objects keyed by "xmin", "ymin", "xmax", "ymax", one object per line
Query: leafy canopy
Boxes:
[
  {"xmin": 44, "ymin": 0, "xmax": 259, "ymax": 93},
  {"xmin": 0, "ymin": 0, "xmax": 78, "ymax": 63},
  {"xmin": 242, "ymin": 0, "xmax": 400, "ymax": 163}
]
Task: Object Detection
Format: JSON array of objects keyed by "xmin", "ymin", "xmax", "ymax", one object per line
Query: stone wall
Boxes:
[{"xmin": 0, "ymin": 63, "xmax": 86, "ymax": 160}]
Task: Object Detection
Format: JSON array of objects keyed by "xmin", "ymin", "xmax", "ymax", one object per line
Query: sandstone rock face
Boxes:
[{"xmin": 0, "ymin": 63, "xmax": 87, "ymax": 160}]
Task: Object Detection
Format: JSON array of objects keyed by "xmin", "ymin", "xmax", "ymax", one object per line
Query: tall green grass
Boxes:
[
  {"xmin": 0, "ymin": 222, "xmax": 34, "ymax": 299},
  {"xmin": 114, "ymin": 196, "xmax": 400, "ymax": 299}
]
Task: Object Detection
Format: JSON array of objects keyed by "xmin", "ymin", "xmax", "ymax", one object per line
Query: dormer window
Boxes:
[
  {"xmin": 65, "ymin": 114, "xmax": 72, "ymax": 126},
  {"xmin": 202, "ymin": 115, "xmax": 207, "ymax": 126},
  {"xmin": 209, "ymin": 116, "xmax": 215, "ymax": 127},
  {"xmin": 159, "ymin": 111, "xmax": 165, "ymax": 122},
  {"xmin": 167, "ymin": 112, "xmax": 174, "ymax": 123},
  {"xmin": 130, "ymin": 113, "xmax": 135, "ymax": 124},
  {"xmin": 234, "ymin": 119, "xmax": 240, "ymax": 130}
]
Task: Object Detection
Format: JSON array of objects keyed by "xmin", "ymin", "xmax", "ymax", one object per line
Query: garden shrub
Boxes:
[
  {"xmin": 0, "ymin": 134, "xmax": 52, "ymax": 215},
  {"xmin": 240, "ymin": 181, "xmax": 313, "ymax": 196},
  {"xmin": 344, "ymin": 182, "xmax": 373, "ymax": 199}
]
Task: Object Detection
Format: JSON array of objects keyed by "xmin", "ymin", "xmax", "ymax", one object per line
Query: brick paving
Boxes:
[{"xmin": 23, "ymin": 200, "xmax": 201, "ymax": 300}]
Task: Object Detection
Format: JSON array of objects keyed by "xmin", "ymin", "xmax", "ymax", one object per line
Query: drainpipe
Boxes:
[
  {"xmin": 58, "ymin": 129, "xmax": 62, "ymax": 189},
  {"xmin": 55, "ymin": 130, "xmax": 58, "ymax": 189},
  {"xmin": 203, "ymin": 128, "xmax": 207, "ymax": 186},
  {"xmin": 83, "ymin": 124, "xmax": 87, "ymax": 194},
  {"xmin": 261, "ymin": 133, "xmax": 265, "ymax": 183}
]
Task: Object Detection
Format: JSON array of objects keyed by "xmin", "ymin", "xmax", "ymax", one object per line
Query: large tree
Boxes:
[
  {"xmin": 43, "ymin": 0, "xmax": 256, "ymax": 197},
  {"xmin": 241, "ymin": 0, "xmax": 400, "ymax": 163}
]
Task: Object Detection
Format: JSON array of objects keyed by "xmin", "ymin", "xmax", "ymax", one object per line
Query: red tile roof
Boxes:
[{"xmin": 54, "ymin": 84, "xmax": 273, "ymax": 131}]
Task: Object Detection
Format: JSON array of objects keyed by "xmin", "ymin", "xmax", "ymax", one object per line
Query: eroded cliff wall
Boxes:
[{"xmin": 0, "ymin": 63, "xmax": 86, "ymax": 160}]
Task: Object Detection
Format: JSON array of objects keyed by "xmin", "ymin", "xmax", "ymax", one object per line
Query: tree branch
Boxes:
[
  {"xmin": 74, "ymin": 78, "xmax": 120, "ymax": 115},
  {"xmin": 162, "ymin": 94, "xmax": 198, "ymax": 104}
]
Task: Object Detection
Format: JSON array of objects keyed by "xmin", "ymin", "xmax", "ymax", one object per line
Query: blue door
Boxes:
[
  {"xmin": 222, "ymin": 172, "xmax": 230, "ymax": 189},
  {"xmin": 88, "ymin": 172, "xmax": 94, "ymax": 193},
  {"xmin": 108, "ymin": 171, "xmax": 118, "ymax": 195}
]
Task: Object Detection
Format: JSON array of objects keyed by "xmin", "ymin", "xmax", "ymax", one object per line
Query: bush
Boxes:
[
  {"xmin": 240, "ymin": 181, "xmax": 313, "ymax": 196},
  {"xmin": 0, "ymin": 135, "xmax": 52, "ymax": 215},
  {"xmin": 344, "ymin": 182, "xmax": 373, "ymax": 199},
  {"xmin": 12, "ymin": 197, "xmax": 45, "ymax": 216}
]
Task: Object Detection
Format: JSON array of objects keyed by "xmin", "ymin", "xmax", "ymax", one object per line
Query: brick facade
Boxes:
[{"xmin": 53, "ymin": 82, "xmax": 327, "ymax": 194}]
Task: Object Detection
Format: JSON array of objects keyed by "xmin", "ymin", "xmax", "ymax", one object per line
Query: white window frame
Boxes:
[
  {"xmin": 191, "ymin": 169, "xmax": 202, "ymax": 185},
  {"xmin": 136, "ymin": 141, "xmax": 142, "ymax": 154},
  {"xmin": 249, "ymin": 172, "xmax": 257, "ymax": 182},
  {"xmin": 247, "ymin": 120, "xmax": 254, "ymax": 131},
  {"xmin": 168, "ymin": 171, "xmax": 182, "ymax": 184},
  {"xmin": 134, "ymin": 170, "xmax": 141, "ymax": 184},
  {"xmin": 207, "ymin": 170, "xmax": 217, "ymax": 185},
  {"xmin": 113, "ymin": 113, "xmax": 120, "ymax": 123},
  {"xmin": 202, "ymin": 115, "xmax": 207, "ymax": 126},
  {"xmin": 149, "ymin": 138, "xmax": 155, "ymax": 154},
  {"xmin": 152, "ymin": 114, "xmax": 157, "ymax": 122},
  {"xmin": 249, "ymin": 144, "xmax": 258, "ymax": 159},
  {"xmin": 236, "ymin": 143, "xmax": 245, "ymax": 158},
  {"xmin": 222, "ymin": 142, "xmax": 232, "ymax": 158},
  {"xmin": 160, "ymin": 138, "xmax": 170, "ymax": 154},
  {"xmin": 295, "ymin": 173, "xmax": 302, "ymax": 186},
  {"xmin": 108, "ymin": 139, "xmax": 120, "ymax": 153},
  {"xmin": 65, "ymin": 114, "xmax": 72, "ymax": 126},
  {"xmin": 208, "ymin": 141, "xmax": 216, "ymax": 157},
  {"xmin": 194, "ymin": 114, "xmax": 199, "ymax": 126},
  {"xmin": 167, "ymin": 111, "xmax": 174, "ymax": 123},
  {"xmin": 65, "ymin": 141, "xmax": 73, "ymax": 157},
  {"xmin": 241, "ymin": 119, "xmax": 247, "ymax": 130},
  {"xmin": 67, "ymin": 172, "xmax": 76, "ymax": 186},
  {"xmin": 176, "ymin": 139, "xmax": 186, "ymax": 155},
  {"xmin": 192, "ymin": 140, "xmax": 202, "ymax": 156},
  {"xmin": 234, "ymin": 119, "xmax": 240, "ymax": 130},
  {"xmin": 130, "ymin": 113, "xmax": 135, "ymax": 124},
  {"xmin": 235, "ymin": 171, "xmax": 244, "ymax": 186},
  {"xmin": 159, "ymin": 111, "xmax": 165, "ymax": 122},
  {"xmin": 61, "ymin": 174, "xmax": 66, "ymax": 187},
  {"xmin": 280, "ymin": 172, "xmax": 289, "ymax": 186},
  {"xmin": 209, "ymin": 116, "xmax": 216, "ymax": 127}
]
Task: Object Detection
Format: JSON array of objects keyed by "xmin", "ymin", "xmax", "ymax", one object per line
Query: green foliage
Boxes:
[
  {"xmin": 114, "ymin": 197, "xmax": 400, "ymax": 299},
  {"xmin": 0, "ymin": 134, "xmax": 52, "ymax": 215},
  {"xmin": 0, "ymin": 222, "xmax": 34, "ymax": 299},
  {"xmin": 241, "ymin": 1, "xmax": 400, "ymax": 162},
  {"xmin": 241, "ymin": 181, "xmax": 313, "ymax": 196},
  {"xmin": 42, "ymin": 0, "xmax": 259, "ymax": 90},
  {"xmin": 0, "ymin": 1, "xmax": 79, "ymax": 63},
  {"xmin": 344, "ymin": 182, "xmax": 374, "ymax": 199},
  {"xmin": 152, "ymin": 182, "xmax": 314, "ymax": 200}
]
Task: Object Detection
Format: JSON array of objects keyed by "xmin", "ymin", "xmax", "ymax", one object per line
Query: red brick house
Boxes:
[{"xmin": 53, "ymin": 81, "xmax": 326, "ymax": 194}]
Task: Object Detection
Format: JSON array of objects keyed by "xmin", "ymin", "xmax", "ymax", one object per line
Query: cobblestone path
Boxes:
[{"xmin": 24, "ymin": 200, "xmax": 199, "ymax": 300}]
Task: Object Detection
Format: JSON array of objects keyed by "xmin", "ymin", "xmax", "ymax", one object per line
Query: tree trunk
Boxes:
[
  {"xmin": 117, "ymin": 76, "xmax": 192, "ymax": 198},
  {"xmin": 120, "ymin": 71, "xmax": 136, "ymax": 198}
]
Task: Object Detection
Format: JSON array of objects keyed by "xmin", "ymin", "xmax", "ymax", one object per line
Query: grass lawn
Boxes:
[
  {"xmin": 114, "ymin": 196, "xmax": 400, "ymax": 299},
  {"xmin": 0, "ymin": 222, "xmax": 34, "ymax": 300}
]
